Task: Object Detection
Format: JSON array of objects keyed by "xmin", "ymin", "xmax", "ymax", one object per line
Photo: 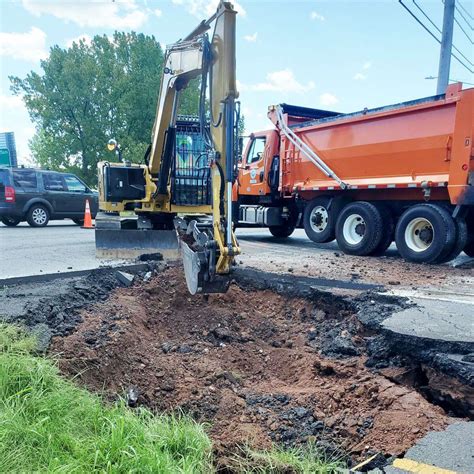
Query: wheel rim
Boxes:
[
  {"xmin": 405, "ymin": 217, "xmax": 434, "ymax": 252},
  {"xmin": 32, "ymin": 208, "xmax": 47, "ymax": 225},
  {"xmin": 310, "ymin": 206, "xmax": 329, "ymax": 233},
  {"xmin": 342, "ymin": 213, "xmax": 366, "ymax": 245}
]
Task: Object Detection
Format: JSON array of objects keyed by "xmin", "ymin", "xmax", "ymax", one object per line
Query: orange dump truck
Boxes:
[{"xmin": 233, "ymin": 83, "xmax": 474, "ymax": 263}]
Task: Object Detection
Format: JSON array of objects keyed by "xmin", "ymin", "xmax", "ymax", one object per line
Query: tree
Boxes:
[{"xmin": 11, "ymin": 33, "xmax": 200, "ymax": 185}]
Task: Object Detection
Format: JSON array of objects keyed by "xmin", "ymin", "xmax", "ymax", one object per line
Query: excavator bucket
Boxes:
[
  {"xmin": 181, "ymin": 240, "xmax": 230, "ymax": 295},
  {"xmin": 95, "ymin": 214, "xmax": 179, "ymax": 260},
  {"xmin": 177, "ymin": 218, "xmax": 231, "ymax": 295}
]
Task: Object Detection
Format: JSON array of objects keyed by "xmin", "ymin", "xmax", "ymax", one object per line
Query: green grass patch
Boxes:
[
  {"xmin": 0, "ymin": 324, "xmax": 213, "ymax": 473},
  {"xmin": 231, "ymin": 443, "xmax": 343, "ymax": 473}
]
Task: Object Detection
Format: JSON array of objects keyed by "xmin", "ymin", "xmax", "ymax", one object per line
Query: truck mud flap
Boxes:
[{"xmin": 95, "ymin": 228, "xmax": 179, "ymax": 260}]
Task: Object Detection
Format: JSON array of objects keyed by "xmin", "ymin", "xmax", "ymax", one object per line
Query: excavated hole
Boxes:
[{"xmin": 48, "ymin": 265, "xmax": 471, "ymax": 471}]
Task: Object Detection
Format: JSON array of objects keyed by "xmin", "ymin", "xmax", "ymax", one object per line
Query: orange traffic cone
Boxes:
[{"xmin": 81, "ymin": 199, "xmax": 94, "ymax": 229}]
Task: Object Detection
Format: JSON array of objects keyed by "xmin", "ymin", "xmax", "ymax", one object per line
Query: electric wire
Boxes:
[
  {"xmin": 399, "ymin": 0, "xmax": 474, "ymax": 73},
  {"xmin": 454, "ymin": 16, "xmax": 474, "ymax": 43},
  {"xmin": 455, "ymin": 2, "xmax": 474, "ymax": 26},
  {"xmin": 412, "ymin": 0, "xmax": 473, "ymax": 62},
  {"xmin": 458, "ymin": 1, "xmax": 474, "ymax": 20}
]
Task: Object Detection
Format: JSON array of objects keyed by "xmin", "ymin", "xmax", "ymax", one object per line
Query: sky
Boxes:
[{"xmin": 0, "ymin": 0, "xmax": 473, "ymax": 165}]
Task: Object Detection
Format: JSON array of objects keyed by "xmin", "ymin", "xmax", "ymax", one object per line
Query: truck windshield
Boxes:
[{"xmin": 247, "ymin": 137, "xmax": 266, "ymax": 164}]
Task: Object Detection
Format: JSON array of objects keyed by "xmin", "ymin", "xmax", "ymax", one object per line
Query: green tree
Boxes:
[{"xmin": 11, "ymin": 32, "xmax": 200, "ymax": 186}]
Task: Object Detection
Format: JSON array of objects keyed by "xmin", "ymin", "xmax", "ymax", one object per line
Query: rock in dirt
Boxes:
[{"xmin": 116, "ymin": 271, "xmax": 135, "ymax": 286}]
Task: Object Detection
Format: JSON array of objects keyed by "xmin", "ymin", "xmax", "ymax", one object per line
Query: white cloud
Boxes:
[
  {"xmin": 244, "ymin": 32, "xmax": 258, "ymax": 43},
  {"xmin": 22, "ymin": 0, "xmax": 148, "ymax": 29},
  {"xmin": 0, "ymin": 94, "xmax": 24, "ymax": 109},
  {"xmin": 172, "ymin": 0, "xmax": 246, "ymax": 18},
  {"xmin": 319, "ymin": 93, "xmax": 339, "ymax": 106},
  {"xmin": 240, "ymin": 69, "xmax": 315, "ymax": 94},
  {"xmin": 353, "ymin": 72, "xmax": 367, "ymax": 81},
  {"xmin": 0, "ymin": 27, "xmax": 47, "ymax": 62},
  {"xmin": 154, "ymin": 8, "xmax": 162, "ymax": 17},
  {"xmin": 66, "ymin": 34, "xmax": 92, "ymax": 49},
  {"xmin": 363, "ymin": 61, "xmax": 372, "ymax": 70},
  {"xmin": 310, "ymin": 11, "xmax": 325, "ymax": 21}
]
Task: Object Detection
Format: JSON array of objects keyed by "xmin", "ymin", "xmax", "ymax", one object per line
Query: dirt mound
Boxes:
[{"xmin": 51, "ymin": 266, "xmax": 451, "ymax": 468}]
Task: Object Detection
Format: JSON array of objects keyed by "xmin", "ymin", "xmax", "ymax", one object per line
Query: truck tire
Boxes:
[
  {"xmin": 395, "ymin": 204, "xmax": 456, "ymax": 264},
  {"xmin": 26, "ymin": 204, "xmax": 50, "ymax": 227},
  {"xmin": 1, "ymin": 217, "xmax": 21, "ymax": 227},
  {"xmin": 370, "ymin": 203, "xmax": 395, "ymax": 256},
  {"xmin": 269, "ymin": 224, "xmax": 295, "ymax": 238},
  {"xmin": 437, "ymin": 217, "xmax": 468, "ymax": 263},
  {"xmin": 335, "ymin": 201, "xmax": 384, "ymax": 256},
  {"xmin": 303, "ymin": 197, "xmax": 339, "ymax": 243}
]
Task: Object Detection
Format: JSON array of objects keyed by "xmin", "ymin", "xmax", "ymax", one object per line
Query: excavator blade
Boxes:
[{"xmin": 95, "ymin": 214, "xmax": 179, "ymax": 260}]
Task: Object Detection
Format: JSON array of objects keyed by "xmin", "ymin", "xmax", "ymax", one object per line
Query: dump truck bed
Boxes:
[{"xmin": 273, "ymin": 83, "xmax": 473, "ymax": 205}]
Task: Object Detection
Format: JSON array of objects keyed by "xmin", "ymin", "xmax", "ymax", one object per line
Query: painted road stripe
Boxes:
[{"xmin": 393, "ymin": 458, "xmax": 457, "ymax": 473}]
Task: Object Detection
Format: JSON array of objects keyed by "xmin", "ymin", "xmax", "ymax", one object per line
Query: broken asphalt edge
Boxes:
[{"xmin": 0, "ymin": 263, "xmax": 151, "ymax": 287}]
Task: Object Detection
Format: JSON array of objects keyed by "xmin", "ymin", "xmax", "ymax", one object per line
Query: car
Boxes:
[{"xmin": 0, "ymin": 167, "xmax": 99, "ymax": 227}]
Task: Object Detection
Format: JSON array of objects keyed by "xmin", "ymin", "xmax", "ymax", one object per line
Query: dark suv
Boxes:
[{"xmin": 0, "ymin": 167, "xmax": 98, "ymax": 227}]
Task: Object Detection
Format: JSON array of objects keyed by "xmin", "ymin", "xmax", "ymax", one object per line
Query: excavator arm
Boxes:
[{"xmin": 97, "ymin": 1, "xmax": 240, "ymax": 295}]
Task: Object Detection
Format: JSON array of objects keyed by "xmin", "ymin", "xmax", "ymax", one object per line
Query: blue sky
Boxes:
[{"xmin": 1, "ymin": 0, "xmax": 473, "ymax": 164}]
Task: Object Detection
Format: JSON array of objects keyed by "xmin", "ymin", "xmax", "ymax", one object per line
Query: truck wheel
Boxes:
[
  {"xmin": 437, "ymin": 217, "xmax": 468, "ymax": 263},
  {"xmin": 1, "ymin": 217, "xmax": 21, "ymax": 227},
  {"xmin": 269, "ymin": 225, "xmax": 295, "ymax": 238},
  {"xmin": 335, "ymin": 201, "xmax": 383, "ymax": 256},
  {"xmin": 370, "ymin": 203, "xmax": 395, "ymax": 256},
  {"xmin": 303, "ymin": 197, "xmax": 339, "ymax": 243},
  {"xmin": 395, "ymin": 204, "xmax": 456, "ymax": 264},
  {"xmin": 26, "ymin": 204, "xmax": 50, "ymax": 227}
]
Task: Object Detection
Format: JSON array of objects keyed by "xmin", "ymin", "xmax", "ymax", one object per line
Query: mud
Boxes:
[{"xmin": 48, "ymin": 265, "xmax": 471, "ymax": 470}]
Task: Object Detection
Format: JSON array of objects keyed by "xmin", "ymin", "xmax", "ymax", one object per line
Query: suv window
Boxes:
[
  {"xmin": 13, "ymin": 170, "xmax": 38, "ymax": 189},
  {"xmin": 247, "ymin": 137, "xmax": 266, "ymax": 164},
  {"xmin": 43, "ymin": 173, "xmax": 66, "ymax": 191},
  {"xmin": 64, "ymin": 175, "xmax": 87, "ymax": 192}
]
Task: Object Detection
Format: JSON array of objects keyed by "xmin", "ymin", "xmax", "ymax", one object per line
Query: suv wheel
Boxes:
[
  {"xmin": 1, "ymin": 217, "xmax": 21, "ymax": 227},
  {"xmin": 73, "ymin": 219, "xmax": 84, "ymax": 226},
  {"xmin": 27, "ymin": 205, "xmax": 50, "ymax": 227}
]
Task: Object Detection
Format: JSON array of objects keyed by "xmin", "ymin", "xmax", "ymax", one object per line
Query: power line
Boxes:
[
  {"xmin": 399, "ymin": 0, "xmax": 473, "ymax": 74},
  {"xmin": 454, "ymin": 16, "xmax": 474, "ymax": 42},
  {"xmin": 455, "ymin": 2, "xmax": 474, "ymax": 27},
  {"xmin": 412, "ymin": 0, "xmax": 473, "ymax": 63},
  {"xmin": 458, "ymin": 1, "xmax": 474, "ymax": 21}
]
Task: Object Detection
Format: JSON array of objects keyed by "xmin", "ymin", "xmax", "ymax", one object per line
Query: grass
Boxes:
[
  {"xmin": 231, "ymin": 443, "xmax": 343, "ymax": 473},
  {"xmin": 0, "ymin": 325, "xmax": 213, "ymax": 473}
]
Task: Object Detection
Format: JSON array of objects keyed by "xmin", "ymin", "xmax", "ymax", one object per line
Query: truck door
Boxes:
[{"xmin": 239, "ymin": 134, "xmax": 268, "ymax": 196}]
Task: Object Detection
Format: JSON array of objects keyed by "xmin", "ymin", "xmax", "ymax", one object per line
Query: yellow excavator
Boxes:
[{"xmin": 96, "ymin": 1, "xmax": 240, "ymax": 295}]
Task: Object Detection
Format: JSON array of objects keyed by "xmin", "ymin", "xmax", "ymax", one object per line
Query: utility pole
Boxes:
[{"xmin": 437, "ymin": 0, "xmax": 455, "ymax": 95}]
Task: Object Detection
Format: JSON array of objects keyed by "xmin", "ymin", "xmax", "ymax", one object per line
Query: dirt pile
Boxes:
[{"xmin": 51, "ymin": 266, "xmax": 453, "ymax": 468}]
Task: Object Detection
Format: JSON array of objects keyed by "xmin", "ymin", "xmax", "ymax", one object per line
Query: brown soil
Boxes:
[{"xmin": 51, "ymin": 266, "xmax": 451, "ymax": 468}]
